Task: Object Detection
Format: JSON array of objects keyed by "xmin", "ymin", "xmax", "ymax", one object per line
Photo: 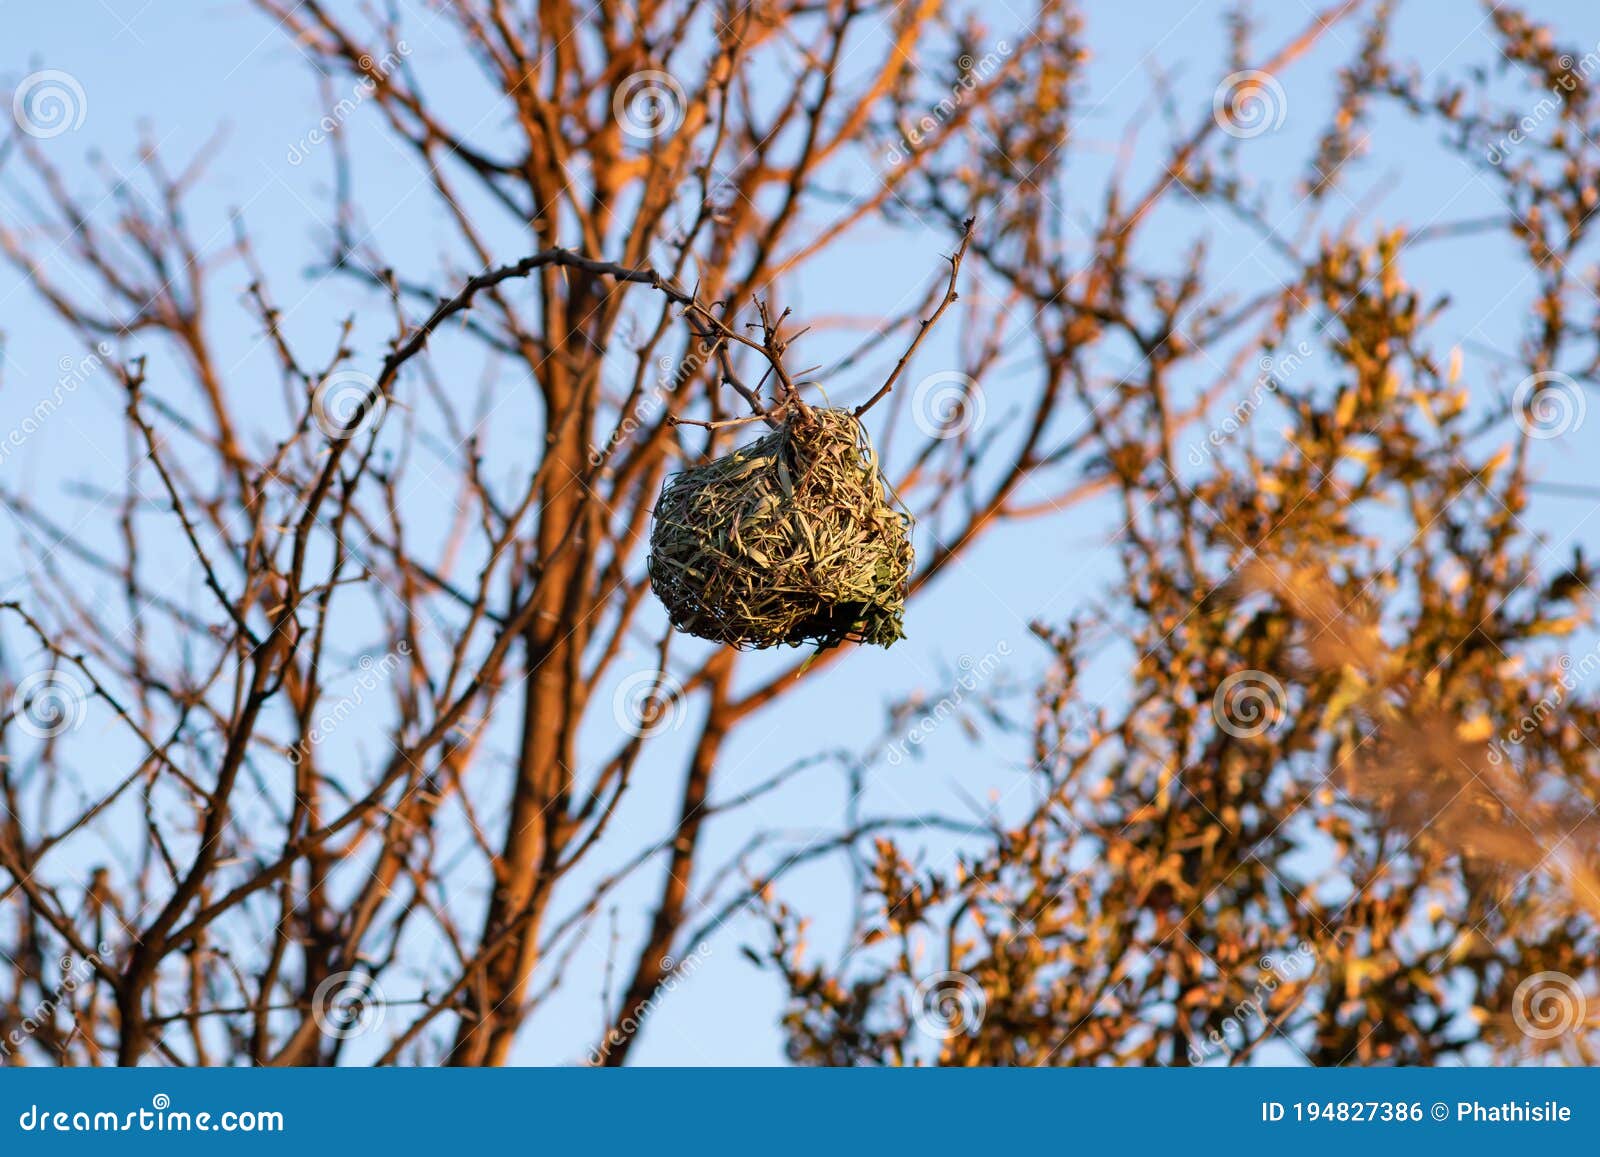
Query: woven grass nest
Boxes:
[{"xmin": 649, "ymin": 407, "xmax": 913, "ymax": 651}]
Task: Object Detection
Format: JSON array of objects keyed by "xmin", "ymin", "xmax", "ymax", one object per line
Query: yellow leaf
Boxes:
[
  {"xmin": 1320, "ymin": 666, "xmax": 1368, "ymax": 729},
  {"xmin": 1335, "ymin": 389, "xmax": 1358, "ymax": 428},
  {"xmin": 1414, "ymin": 392, "xmax": 1439, "ymax": 428}
]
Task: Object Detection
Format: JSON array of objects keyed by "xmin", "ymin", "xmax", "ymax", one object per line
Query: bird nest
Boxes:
[{"xmin": 649, "ymin": 407, "xmax": 913, "ymax": 650}]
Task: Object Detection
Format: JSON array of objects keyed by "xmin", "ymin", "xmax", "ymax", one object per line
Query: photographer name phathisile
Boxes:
[{"xmin": 1456, "ymin": 1101, "xmax": 1571, "ymax": 1123}]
